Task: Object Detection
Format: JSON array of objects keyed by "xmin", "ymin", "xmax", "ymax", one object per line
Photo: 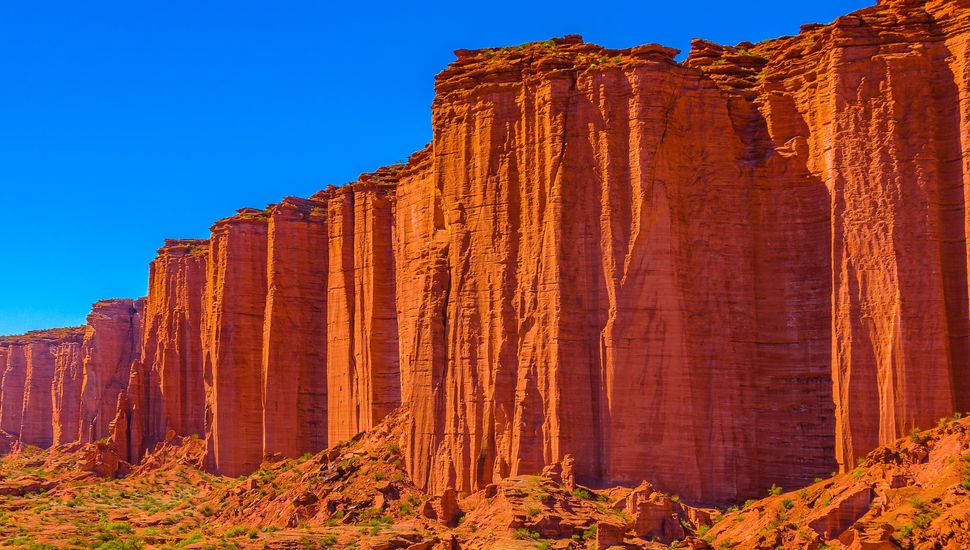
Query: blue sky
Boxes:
[{"xmin": 0, "ymin": 0, "xmax": 872, "ymax": 335}]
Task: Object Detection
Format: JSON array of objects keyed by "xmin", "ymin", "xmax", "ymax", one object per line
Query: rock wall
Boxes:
[
  {"xmin": 52, "ymin": 340, "xmax": 84, "ymax": 445},
  {"xmin": 203, "ymin": 210, "xmax": 270, "ymax": 477},
  {"xmin": 20, "ymin": 341, "xmax": 56, "ymax": 447},
  {"xmin": 262, "ymin": 197, "xmax": 329, "ymax": 458},
  {"xmin": 0, "ymin": 345, "xmax": 26, "ymax": 437},
  {"xmin": 4, "ymin": 0, "xmax": 970, "ymax": 505},
  {"xmin": 0, "ymin": 329, "xmax": 85, "ymax": 446},
  {"xmin": 79, "ymin": 299, "xmax": 144, "ymax": 444},
  {"xmin": 326, "ymin": 178, "xmax": 401, "ymax": 444},
  {"xmin": 129, "ymin": 239, "xmax": 208, "ymax": 460}
]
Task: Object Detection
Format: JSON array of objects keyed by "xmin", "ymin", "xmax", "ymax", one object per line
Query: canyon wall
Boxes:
[
  {"xmin": 0, "ymin": 329, "xmax": 85, "ymax": 446},
  {"xmin": 203, "ymin": 210, "xmax": 270, "ymax": 477},
  {"xmin": 52, "ymin": 339, "xmax": 84, "ymax": 446},
  {"xmin": 262, "ymin": 197, "xmax": 328, "ymax": 459},
  {"xmin": 78, "ymin": 299, "xmax": 144, "ymax": 444},
  {"xmin": 128, "ymin": 239, "xmax": 209, "ymax": 461},
  {"xmin": 2, "ymin": 0, "xmax": 969, "ymax": 504}
]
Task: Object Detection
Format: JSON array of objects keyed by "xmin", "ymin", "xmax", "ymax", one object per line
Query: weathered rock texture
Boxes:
[
  {"xmin": 262, "ymin": 197, "xmax": 328, "ymax": 458},
  {"xmin": 0, "ymin": 328, "xmax": 85, "ymax": 446},
  {"xmin": 0, "ymin": 345, "xmax": 27, "ymax": 437},
  {"xmin": 325, "ymin": 178, "xmax": 401, "ymax": 445},
  {"xmin": 5, "ymin": 0, "xmax": 970, "ymax": 505},
  {"xmin": 203, "ymin": 210, "xmax": 270, "ymax": 477},
  {"xmin": 20, "ymin": 341, "xmax": 56, "ymax": 447},
  {"xmin": 52, "ymin": 339, "xmax": 84, "ymax": 445},
  {"xmin": 128, "ymin": 239, "xmax": 208, "ymax": 461},
  {"xmin": 79, "ymin": 299, "xmax": 145, "ymax": 444}
]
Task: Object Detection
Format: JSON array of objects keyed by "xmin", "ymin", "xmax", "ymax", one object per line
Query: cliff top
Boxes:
[{"xmin": 0, "ymin": 326, "xmax": 86, "ymax": 346}]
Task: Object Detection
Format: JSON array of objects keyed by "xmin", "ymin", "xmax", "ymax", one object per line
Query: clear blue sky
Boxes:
[{"xmin": 0, "ymin": 0, "xmax": 872, "ymax": 335}]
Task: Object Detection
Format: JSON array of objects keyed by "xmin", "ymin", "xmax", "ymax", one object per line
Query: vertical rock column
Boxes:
[
  {"xmin": 79, "ymin": 299, "xmax": 145, "ymax": 443},
  {"xmin": 132, "ymin": 239, "xmax": 209, "ymax": 459},
  {"xmin": 52, "ymin": 338, "xmax": 84, "ymax": 445},
  {"xmin": 327, "ymin": 179, "xmax": 401, "ymax": 445},
  {"xmin": 817, "ymin": 20, "xmax": 970, "ymax": 471},
  {"xmin": 0, "ymin": 345, "xmax": 27, "ymax": 437},
  {"xmin": 20, "ymin": 341, "xmax": 55, "ymax": 447},
  {"xmin": 204, "ymin": 209, "xmax": 269, "ymax": 477},
  {"xmin": 352, "ymin": 179, "xmax": 401, "ymax": 431},
  {"xmin": 262, "ymin": 197, "xmax": 329, "ymax": 458}
]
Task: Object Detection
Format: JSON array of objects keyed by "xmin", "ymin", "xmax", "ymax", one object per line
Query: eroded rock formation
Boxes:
[
  {"xmin": 3, "ymin": 0, "xmax": 969, "ymax": 505},
  {"xmin": 203, "ymin": 210, "xmax": 270, "ymax": 476},
  {"xmin": 128, "ymin": 239, "xmax": 208, "ymax": 461},
  {"xmin": 262, "ymin": 197, "xmax": 328, "ymax": 459},
  {"xmin": 78, "ymin": 299, "xmax": 144, "ymax": 444}
]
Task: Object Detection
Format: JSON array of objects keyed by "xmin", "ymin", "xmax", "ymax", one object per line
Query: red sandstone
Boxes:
[{"xmin": 1, "ymin": 0, "xmax": 968, "ymax": 509}]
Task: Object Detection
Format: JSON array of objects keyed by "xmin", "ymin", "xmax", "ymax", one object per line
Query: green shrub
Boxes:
[
  {"xmin": 512, "ymin": 528, "xmax": 540, "ymax": 540},
  {"xmin": 224, "ymin": 526, "xmax": 247, "ymax": 538}
]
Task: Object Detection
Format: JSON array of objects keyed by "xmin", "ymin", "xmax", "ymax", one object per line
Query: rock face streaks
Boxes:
[
  {"xmin": 262, "ymin": 198, "xmax": 328, "ymax": 458},
  {"xmin": 131, "ymin": 239, "xmax": 209, "ymax": 459},
  {"xmin": 20, "ymin": 341, "xmax": 56, "ymax": 447},
  {"xmin": 51, "ymin": 337, "xmax": 84, "ymax": 445},
  {"xmin": 326, "ymin": 179, "xmax": 401, "ymax": 445},
  {"xmin": 79, "ymin": 299, "xmax": 144, "ymax": 444},
  {"xmin": 741, "ymin": 0, "xmax": 970, "ymax": 471},
  {"xmin": 0, "ymin": 345, "xmax": 27, "ymax": 437},
  {"xmin": 204, "ymin": 210, "xmax": 269, "ymax": 477},
  {"xmin": 3, "ymin": 0, "xmax": 970, "ymax": 506}
]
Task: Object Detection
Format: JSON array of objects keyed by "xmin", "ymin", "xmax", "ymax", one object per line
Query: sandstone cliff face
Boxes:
[
  {"xmin": 52, "ymin": 340, "xmax": 84, "ymax": 446},
  {"xmin": 398, "ymin": 37, "xmax": 836, "ymax": 502},
  {"xmin": 0, "ymin": 329, "xmax": 85, "ymax": 447},
  {"xmin": 79, "ymin": 299, "xmax": 145, "ymax": 444},
  {"xmin": 398, "ymin": 0, "xmax": 970, "ymax": 501},
  {"xmin": 130, "ymin": 239, "xmax": 208, "ymax": 460},
  {"xmin": 5, "ymin": 0, "xmax": 970, "ymax": 506},
  {"xmin": 262, "ymin": 198, "xmax": 328, "ymax": 458},
  {"xmin": 733, "ymin": 0, "xmax": 970, "ymax": 472},
  {"xmin": 20, "ymin": 341, "xmax": 56, "ymax": 447},
  {"xmin": 204, "ymin": 210, "xmax": 269, "ymax": 477},
  {"xmin": 326, "ymin": 179, "xmax": 401, "ymax": 444},
  {"xmin": 0, "ymin": 345, "xmax": 27, "ymax": 437}
]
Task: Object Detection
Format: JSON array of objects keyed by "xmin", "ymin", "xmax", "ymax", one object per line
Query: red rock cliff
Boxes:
[
  {"xmin": 52, "ymin": 338, "xmax": 84, "ymax": 445},
  {"xmin": 262, "ymin": 197, "xmax": 328, "ymax": 458},
  {"xmin": 0, "ymin": 344, "xmax": 27, "ymax": 437},
  {"xmin": 129, "ymin": 239, "xmax": 208, "ymax": 459},
  {"xmin": 0, "ymin": 328, "xmax": 85, "ymax": 447},
  {"xmin": 6, "ymin": 0, "xmax": 970, "ymax": 505},
  {"xmin": 204, "ymin": 209, "xmax": 269, "ymax": 477},
  {"xmin": 397, "ymin": 0, "xmax": 970, "ymax": 501},
  {"xmin": 20, "ymin": 340, "xmax": 57, "ymax": 447},
  {"xmin": 326, "ymin": 178, "xmax": 401, "ymax": 444},
  {"xmin": 79, "ymin": 299, "xmax": 145, "ymax": 443}
]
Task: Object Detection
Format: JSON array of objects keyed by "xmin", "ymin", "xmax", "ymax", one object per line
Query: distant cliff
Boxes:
[{"xmin": 2, "ymin": 0, "xmax": 968, "ymax": 504}]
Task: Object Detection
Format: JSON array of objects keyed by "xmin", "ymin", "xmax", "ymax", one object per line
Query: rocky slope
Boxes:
[
  {"xmin": 3, "ymin": 407, "xmax": 970, "ymax": 548},
  {"xmin": 1, "ymin": 0, "xmax": 969, "ymax": 515}
]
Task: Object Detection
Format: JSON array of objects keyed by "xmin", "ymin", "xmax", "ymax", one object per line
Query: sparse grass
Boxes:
[
  {"xmin": 513, "ymin": 528, "xmax": 541, "ymax": 540},
  {"xmin": 224, "ymin": 526, "xmax": 247, "ymax": 538},
  {"xmin": 768, "ymin": 484, "xmax": 783, "ymax": 496}
]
